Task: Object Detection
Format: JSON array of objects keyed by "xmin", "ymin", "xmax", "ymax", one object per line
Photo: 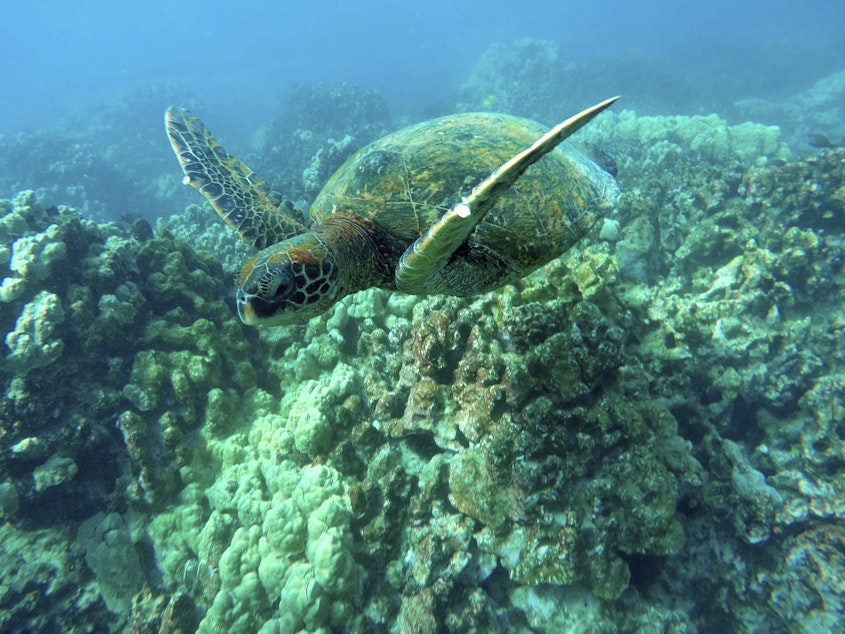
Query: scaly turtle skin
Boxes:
[{"xmin": 165, "ymin": 98, "xmax": 619, "ymax": 326}]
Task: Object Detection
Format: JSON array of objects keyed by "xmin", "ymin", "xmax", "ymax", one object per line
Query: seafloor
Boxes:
[{"xmin": 1, "ymin": 40, "xmax": 844, "ymax": 633}]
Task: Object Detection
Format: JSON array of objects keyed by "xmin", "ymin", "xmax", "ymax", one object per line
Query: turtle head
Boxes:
[{"xmin": 235, "ymin": 233, "xmax": 340, "ymax": 326}]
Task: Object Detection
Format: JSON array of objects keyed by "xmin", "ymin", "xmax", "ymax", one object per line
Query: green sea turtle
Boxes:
[{"xmin": 165, "ymin": 97, "xmax": 619, "ymax": 326}]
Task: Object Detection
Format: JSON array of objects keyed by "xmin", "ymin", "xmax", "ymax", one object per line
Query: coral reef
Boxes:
[
  {"xmin": 456, "ymin": 39, "xmax": 715, "ymax": 125},
  {"xmin": 2, "ymin": 75, "xmax": 844, "ymax": 632},
  {"xmin": 0, "ymin": 84, "xmax": 200, "ymax": 223},
  {"xmin": 0, "ymin": 131, "xmax": 142, "ymax": 220},
  {"xmin": 457, "ymin": 39, "xmax": 565, "ymax": 123},
  {"xmin": 736, "ymin": 68, "xmax": 845, "ymax": 154},
  {"xmin": 250, "ymin": 82, "xmax": 391, "ymax": 203},
  {"xmin": 103, "ymin": 132, "xmax": 839, "ymax": 631},
  {"xmin": 0, "ymin": 522, "xmax": 114, "ymax": 632},
  {"xmin": 157, "ymin": 203, "xmax": 252, "ymax": 277},
  {"xmin": 0, "ymin": 190, "xmax": 271, "ymax": 630}
]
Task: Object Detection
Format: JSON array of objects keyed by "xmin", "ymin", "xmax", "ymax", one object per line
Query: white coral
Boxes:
[
  {"xmin": 4, "ymin": 290, "xmax": 65, "ymax": 375},
  {"xmin": 0, "ymin": 224, "xmax": 68, "ymax": 303}
]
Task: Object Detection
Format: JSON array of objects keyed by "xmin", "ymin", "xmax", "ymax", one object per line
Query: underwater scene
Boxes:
[{"xmin": 2, "ymin": 2, "xmax": 845, "ymax": 633}]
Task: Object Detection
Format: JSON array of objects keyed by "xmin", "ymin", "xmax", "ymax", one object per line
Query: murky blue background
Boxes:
[{"xmin": 3, "ymin": 0, "xmax": 844, "ymax": 135}]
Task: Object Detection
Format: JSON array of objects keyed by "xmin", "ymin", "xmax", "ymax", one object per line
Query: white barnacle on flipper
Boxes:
[{"xmin": 454, "ymin": 202, "xmax": 472, "ymax": 218}]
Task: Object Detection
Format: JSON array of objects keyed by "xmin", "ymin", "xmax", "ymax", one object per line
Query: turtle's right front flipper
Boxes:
[{"xmin": 165, "ymin": 107, "xmax": 307, "ymax": 248}]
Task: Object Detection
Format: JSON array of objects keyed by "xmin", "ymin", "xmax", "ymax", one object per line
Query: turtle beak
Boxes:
[
  {"xmin": 236, "ymin": 288, "xmax": 255, "ymax": 325},
  {"xmin": 236, "ymin": 287, "xmax": 286, "ymax": 325}
]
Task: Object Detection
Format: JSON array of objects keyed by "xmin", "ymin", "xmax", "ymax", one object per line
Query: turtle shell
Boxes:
[{"xmin": 310, "ymin": 112, "xmax": 618, "ymax": 294}]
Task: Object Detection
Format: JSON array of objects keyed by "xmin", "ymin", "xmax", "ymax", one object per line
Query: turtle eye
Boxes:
[
  {"xmin": 269, "ymin": 271, "xmax": 294, "ymax": 299},
  {"xmin": 256, "ymin": 267, "xmax": 294, "ymax": 300}
]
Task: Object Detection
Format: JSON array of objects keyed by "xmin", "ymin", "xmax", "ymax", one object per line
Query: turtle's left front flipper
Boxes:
[
  {"xmin": 165, "ymin": 107, "xmax": 308, "ymax": 249},
  {"xmin": 395, "ymin": 96, "xmax": 619, "ymax": 293}
]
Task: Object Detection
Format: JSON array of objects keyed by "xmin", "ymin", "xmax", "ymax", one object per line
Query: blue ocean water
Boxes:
[
  {"xmin": 2, "ymin": 0, "xmax": 843, "ymax": 221},
  {"xmin": 2, "ymin": 1, "xmax": 845, "ymax": 632},
  {"xmin": 3, "ymin": 0, "xmax": 844, "ymax": 134}
]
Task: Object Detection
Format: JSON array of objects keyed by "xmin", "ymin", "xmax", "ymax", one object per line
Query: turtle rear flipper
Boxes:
[
  {"xmin": 165, "ymin": 107, "xmax": 307, "ymax": 248},
  {"xmin": 395, "ymin": 96, "xmax": 618, "ymax": 293}
]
